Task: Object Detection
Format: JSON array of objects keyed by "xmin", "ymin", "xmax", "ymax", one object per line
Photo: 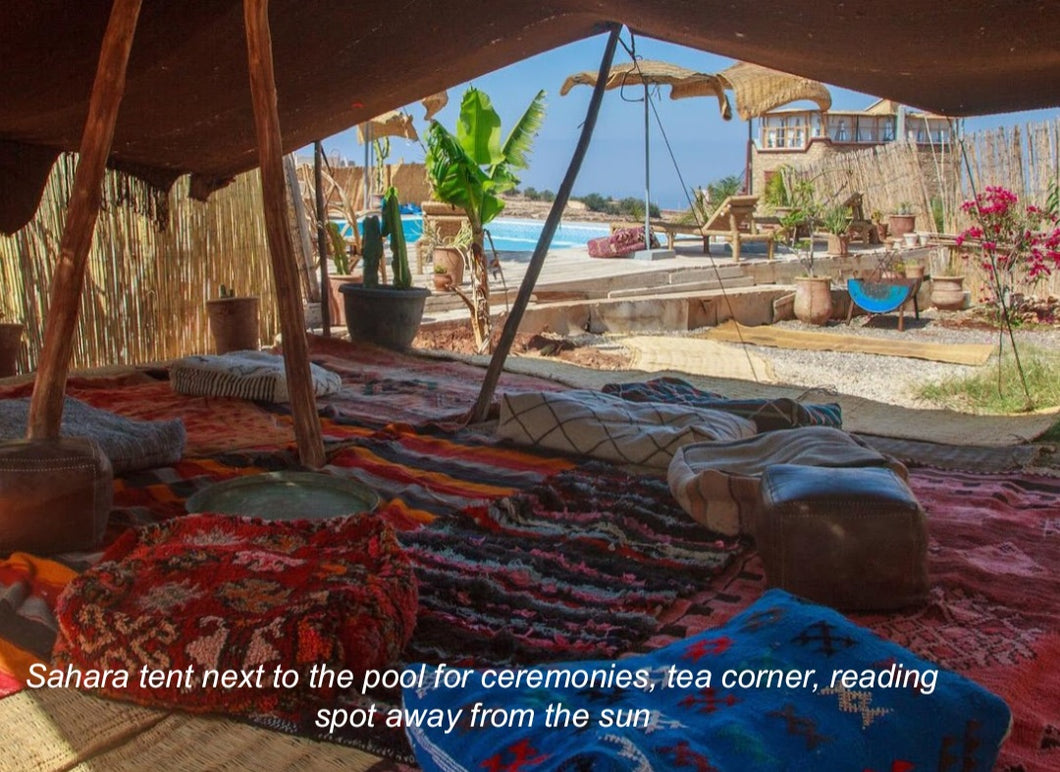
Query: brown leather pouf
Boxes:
[
  {"xmin": 754, "ymin": 463, "xmax": 928, "ymax": 611},
  {"xmin": 0, "ymin": 438, "xmax": 113, "ymax": 554}
]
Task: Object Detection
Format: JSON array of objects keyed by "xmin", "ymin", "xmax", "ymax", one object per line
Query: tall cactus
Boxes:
[
  {"xmin": 381, "ymin": 186, "xmax": 411, "ymax": 289},
  {"xmin": 361, "ymin": 215, "xmax": 383, "ymax": 289}
]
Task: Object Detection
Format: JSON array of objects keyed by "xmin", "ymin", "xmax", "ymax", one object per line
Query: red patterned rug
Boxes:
[{"xmin": 637, "ymin": 468, "xmax": 1060, "ymax": 772}]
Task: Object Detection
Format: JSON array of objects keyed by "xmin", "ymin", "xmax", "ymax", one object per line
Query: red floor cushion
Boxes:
[{"xmin": 50, "ymin": 512, "xmax": 418, "ymax": 716}]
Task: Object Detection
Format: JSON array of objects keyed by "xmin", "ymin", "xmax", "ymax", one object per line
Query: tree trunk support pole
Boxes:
[
  {"xmin": 244, "ymin": 0, "xmax": 326, "ymax": 467},
  {"xmin": 469, "ymin": 23, "xmax": 622, "ymax": 423},
  {"xmin": 27, "ymin": 0, "xmax": 144, "ymax": 438}
]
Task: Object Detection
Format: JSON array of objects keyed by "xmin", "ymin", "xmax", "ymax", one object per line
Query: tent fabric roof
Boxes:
[
  {"xmin": 714, "ymin": 62, "xmax": 832, "ymax": 121},
  {"xmin": 2, "ymin": 0, "xmax": 1059, "ymax": 233}
]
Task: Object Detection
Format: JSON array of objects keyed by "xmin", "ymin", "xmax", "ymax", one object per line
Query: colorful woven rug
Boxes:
[
  {"xmin": 0, "ymin": 425, "xmax": 577, "ymax": 699},
  {"xmin": 631, "ymin": 468, "xmax": 1060, "ymax": 772},
  {"xmin": 299, "ymin": 335, "xmax": 565, "ymax": 428},
  {"xmin": 261, "ymin": 463, "xmax": 747, "ymax": 762}
]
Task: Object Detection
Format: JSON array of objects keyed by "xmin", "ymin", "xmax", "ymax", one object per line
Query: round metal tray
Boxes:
[{"xmin": 184, "ymin": 471, "xmax": 380, "ymax": 521}]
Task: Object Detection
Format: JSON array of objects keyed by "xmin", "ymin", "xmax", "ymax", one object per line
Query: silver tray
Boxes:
[{"xmin": 184, "ymin": 471, "xmax": 380, "ymax": 520}]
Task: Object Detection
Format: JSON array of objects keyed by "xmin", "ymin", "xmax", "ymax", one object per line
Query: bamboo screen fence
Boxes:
[
  {"xmin": 788, "ymin": 117, "xmax": 1060, "ymax": 293},
  {"xmin": 0, "ymin": 155, "xmax": 278, "ymax": 374}
]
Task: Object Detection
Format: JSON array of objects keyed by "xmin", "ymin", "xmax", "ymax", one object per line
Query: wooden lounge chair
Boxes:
[{"xmin": 701, "ymin": 195, "xmax": 774, "ymax": 261}]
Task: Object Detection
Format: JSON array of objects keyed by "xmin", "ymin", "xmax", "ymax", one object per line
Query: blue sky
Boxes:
[{"xmin": 315, "ymin": 32, "xmax": 1059, "ymax": 210}]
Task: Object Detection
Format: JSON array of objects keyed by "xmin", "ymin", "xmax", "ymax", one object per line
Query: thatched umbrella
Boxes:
[
  {"xmin": 561, "ymin": 60, "xmax": 733, "ymax": 249},
  {"xmin": 689, "ymin": 62, "xmax": 834, "ymax": 193}
]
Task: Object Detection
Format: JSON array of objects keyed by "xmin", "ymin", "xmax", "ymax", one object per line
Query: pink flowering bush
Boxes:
[{"xmin": 956, "ymin": 186, "xmax": 1060, "ymax": 323}]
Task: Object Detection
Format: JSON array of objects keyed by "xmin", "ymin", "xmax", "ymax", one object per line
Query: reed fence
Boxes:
[{"xmin": 0, "ymin": 155, "xmax": 277, "ymax": 374}]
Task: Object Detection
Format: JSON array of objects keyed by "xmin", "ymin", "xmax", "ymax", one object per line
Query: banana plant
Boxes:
[{"xmin": 425, "ymin": 86, "xmax": 545, "ymax": 350}]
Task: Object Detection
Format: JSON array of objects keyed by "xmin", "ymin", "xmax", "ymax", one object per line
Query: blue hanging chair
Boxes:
[{"xmin": 847, "ymin": 277, "xmax": 921, "ymax": 331}]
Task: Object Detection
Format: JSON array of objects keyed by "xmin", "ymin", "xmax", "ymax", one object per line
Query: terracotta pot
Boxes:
[
  {"xmin": 904, "ymin": 264, "xmax": 926, "ymax": 280},
  {"xmin": 433, "ymin": 272, "xmax": 453, "ymax": 290},
  {"xmin": 206, "ymin": 296, "xmax": 259, "ymax": 353},
  {"xmin": 420, "ymin": 200, "xmax": 463, "ymax": 217},
  {"xmin": 826, "ymin": 233, "xmax": 849, "ymax": 257},
  {"xmin": 930, "ymin": 275, "xmax": 966, "ymax": 311},
  {"xmin": 888, "ymin": 213, "xmax": 916, "ymax": 237},
  {"xmin": 432, "ymin": 246, "xmax": 464, "ymax": 286},
  {"xmin": 793, "ymin": 276, "xmax": 833, "ymax": 325},
  {"xmin": 0, "ymin": 322, "xmax": 24, "ymax": 378},
  {"xmin": 328, "ymin": 274, "xmax": 360, "ymax": 326}
]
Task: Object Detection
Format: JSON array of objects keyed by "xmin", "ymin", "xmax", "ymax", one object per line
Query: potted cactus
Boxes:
[{"xmin": 339, "ymin": 186, "xmax": 430, "ymax": 350}]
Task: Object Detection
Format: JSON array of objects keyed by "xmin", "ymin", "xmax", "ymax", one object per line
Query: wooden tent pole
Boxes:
[
  {"xmin": 469, "ymin": 23, "xmax": 621, "ymax": 423},
  {"xmin": 26, "ymin": 0, "xmax": 143, "ymax": 439},
  {"xmin": 244, "ymin": 0, "xmax": 326, "ymax": 468}
]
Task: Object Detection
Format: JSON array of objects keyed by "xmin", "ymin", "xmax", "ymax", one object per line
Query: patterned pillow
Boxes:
[
  {"xmin": 497, "ymin": 390, "xmax": 756, "ymax": 469},
  {"xmin": 51, "ymin": 512, "xmax": 418, "ymax": 716},
  {"xmin": 602, "ymin": 376, "xmax": 843, "ymax": 432},
  {"xmin": 403, "ymin": 589, "xmax": 1011, "ymax": 772},
  {"xmin": 171, "ymin": 350, "xmax": 342, "ymax": 403}
]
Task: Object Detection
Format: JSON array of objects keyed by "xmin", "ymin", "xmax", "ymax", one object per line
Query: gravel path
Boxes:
[{"xmin": 731, "ymin": 310, "xmax": 1060, "ymax": 409}]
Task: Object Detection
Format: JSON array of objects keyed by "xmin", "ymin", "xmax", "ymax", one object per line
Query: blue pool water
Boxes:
[{"xmin": 335, "ymin": 216, "xmax": 609, "ymax": 252}]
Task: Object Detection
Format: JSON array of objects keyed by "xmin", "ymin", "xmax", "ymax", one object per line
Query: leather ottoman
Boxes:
[
  {"xmin": 0, "ymin": 437, "xmax": 113, "ymax": 554},
  {"xmin": 754, "ymin": 463, "xmax": 928, "ymax": 611}
]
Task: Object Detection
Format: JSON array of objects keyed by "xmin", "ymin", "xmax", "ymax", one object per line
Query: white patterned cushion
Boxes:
[
  {"xmin": 171, "ymin": 351, "xmax": 342, "ymax": 403},
  {"xmin": 497, "ymin": 390, "xmax": 756, "ymax": 469}
]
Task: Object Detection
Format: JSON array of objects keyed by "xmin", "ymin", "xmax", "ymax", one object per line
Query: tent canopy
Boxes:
[{"xmin": 2, "ymin": 0, "xmax": 1058, "ymax": 233}]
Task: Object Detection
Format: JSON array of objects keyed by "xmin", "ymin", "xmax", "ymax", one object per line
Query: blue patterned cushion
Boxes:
[{"xmin": 403, "ymin": 589, "xmax": 1010, "ymax": 771}]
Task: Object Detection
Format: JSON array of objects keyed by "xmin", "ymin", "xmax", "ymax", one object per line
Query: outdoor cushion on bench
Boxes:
[
  {"xmin": 498, "ymin": 389, "xmax": 756, "ymax": 469},
  {"xmin": 51, "ymin": 511, "xmax": 417, "ymax": 716},
  {"xmin": 403, "ymin": 588, "xmax": 1011, "ymax": 772},
  {"xmin": 668, "ymin": 426, "xmax": 906, "ymax": 536},
  {"xmin": 171, "ymin": 350, "xmax": 342, "ymax": 403}
]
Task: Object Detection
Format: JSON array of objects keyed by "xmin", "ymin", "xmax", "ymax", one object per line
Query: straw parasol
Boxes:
[
  {"xmin": 698, "ymin": 62, "xmax": 834, "ymax": 194},
  {"xmin": 561, "ymin": 60, "xmax": 733, "ymax": 248},
  {"xmin": 355, "ymin": 110, "xmax": 418, "ymax": 207}
]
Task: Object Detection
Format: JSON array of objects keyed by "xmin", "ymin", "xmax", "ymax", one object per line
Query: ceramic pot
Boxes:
[
  {"xmin": 432, "ymin": 246, "xmax": 464, "ymax": 286},
  {"xmin": 826, "ymin": 233, "xmax": 849, "ymax": 257},
  {"xmin": 793, "ymin": 276, "xmax": 834, "ymax": 325},
  {"xmin": 328, "ymin": 274, "xmax": 360, "ymax": 326},
  {"xmin": 930, "ymin": 275, "xmax": 966, "ymax": 311},
  {"xmin": 339, "ymin": 283, "xmax": 430, "ymax": 351},
  {"xmin": 206, "ymin": 296, "xmax": 259, "ymax": 354},
  {"xmin": 888, "ymin": 213, "xmax": 916, "ymax": 237}
]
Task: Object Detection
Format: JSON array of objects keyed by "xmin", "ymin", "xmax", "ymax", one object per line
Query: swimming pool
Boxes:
[{"xmin": 335, "ymin": 216, "xmax": 610, "ymax": 252}]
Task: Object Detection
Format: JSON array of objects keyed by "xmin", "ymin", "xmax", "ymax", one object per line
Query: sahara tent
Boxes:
[{"xmin": 1, "ymin": 0, "xmax": 1058, "ymax": 466}]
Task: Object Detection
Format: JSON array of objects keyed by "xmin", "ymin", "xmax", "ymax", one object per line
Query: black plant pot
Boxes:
[{"xmin": 339, "ymin": 283, "xmax": 430, "ymax": 351}]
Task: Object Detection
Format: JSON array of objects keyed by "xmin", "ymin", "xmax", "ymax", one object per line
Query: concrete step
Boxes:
[{"xmin": 607, "ymin": 275, "xmax": 756, "ymax": 299}]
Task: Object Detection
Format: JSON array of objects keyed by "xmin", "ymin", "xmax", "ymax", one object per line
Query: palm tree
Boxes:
[{"xmin": 425, "ymin": 87, "xmax": 546, "ymax": 352}]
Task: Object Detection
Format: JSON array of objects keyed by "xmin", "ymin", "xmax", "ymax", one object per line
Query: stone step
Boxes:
[{"xmin": 607, "ymin": 275, "xmax": 756, "ymax": 299}]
